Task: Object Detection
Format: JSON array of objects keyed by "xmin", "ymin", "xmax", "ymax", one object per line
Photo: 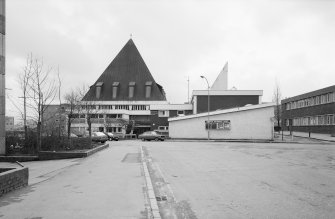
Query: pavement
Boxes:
[
  {"xmin": 281, "ymin": 131, "xmax": 335, "ymax": 142},
  {"xmin": 0, "ymin": 140, "xmax": 334, "ymax": 218},
  {"xmin": 0, "ymin": 141, "xmax": 148, "ymax": 219}
]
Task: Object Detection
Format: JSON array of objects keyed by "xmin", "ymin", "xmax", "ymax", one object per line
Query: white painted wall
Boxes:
[{"xmin": 169, "ymin": 106, "xmax": 274, "ymax": 140}]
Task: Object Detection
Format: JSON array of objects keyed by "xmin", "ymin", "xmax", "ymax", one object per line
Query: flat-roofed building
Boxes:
[
  {"xmin": 169, "ymin": 103, "xmax": 275, "ymax": 140},
  {"xmin": 281, "ymin": 85, "xmax": 335, "ymax": 135}
]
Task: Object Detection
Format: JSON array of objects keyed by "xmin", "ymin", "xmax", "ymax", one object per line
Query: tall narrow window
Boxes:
[
  {"xmin": 145, "ymin": 81, "xmax": 152, "ymax": 98},
  {"xmin": 128, "ymin": 82, "xmax": 135, "ymax": 98},
  {"xmin": 112, "ymin": 82, "xmax": 119, "ymax": 99},
  {"xmin": 95, "ymin": 82, "xmax": 103, "ymax": 99}
]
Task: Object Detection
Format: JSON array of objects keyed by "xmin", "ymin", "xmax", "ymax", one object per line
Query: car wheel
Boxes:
[
  {"xmin": 154, "ymin": 138, "xmax": 159, "ymax": 141},
  {"xmin": 101, "ymin": 141, "xmax": 106, "ymax": 143}
]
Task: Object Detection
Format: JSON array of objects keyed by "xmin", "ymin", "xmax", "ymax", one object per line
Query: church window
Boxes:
[
  {"xmin": 129, "ymin": 82, "xmax": 135, "ymax": 98},
  {"xmin": 145, "ymin": 81, "xmax": 152, "ymax": 98},
  {"xmin": 112, "ymin": 82, "xmax": 119, "ymax": 99},
  {"xmin": 95, "ymin": 82, "xmax": 103, "ymax": 99}
]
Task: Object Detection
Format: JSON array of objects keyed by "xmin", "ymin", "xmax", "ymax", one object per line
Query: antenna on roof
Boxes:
[{"xmin": 130, "ymin": 33, "xmax": 133, "ymax": 39}]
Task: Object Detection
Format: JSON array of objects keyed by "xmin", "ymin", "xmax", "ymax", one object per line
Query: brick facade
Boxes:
[{"xmin": 281, "ymin": 85, "xmax": 335, "ymax": 134}]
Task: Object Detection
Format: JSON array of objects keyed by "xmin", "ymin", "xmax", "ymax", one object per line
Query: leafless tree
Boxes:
[
  {"xmin": 64, "ymin": 88, "xmax": 82, "ymax": 139},
  {"xmin": 272, "ymin": 81, "xmax": 282, "ymax": 131},
  {"xmin": 18, "ymin": 53, "xmax": 34, "ymax": 142},
  {"xmin": 26, "ymin": 55, "xmax": 57, "ymax": 151},
  {"xmin": 57, "ymin": 68, "xmax": 64, "ymax": 138},
  {"xmin": 77, "ymin": 84, "xmax": 97, "ymax": 137}
]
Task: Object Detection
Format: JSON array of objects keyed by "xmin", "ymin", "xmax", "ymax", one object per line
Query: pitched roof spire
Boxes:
[
  {"xmin": 211, "ymin": 62, "xmax": 228, "ymax": 90},
  {"xmin": 82, "ymin": 39, "xmax": 166, "ymax": 101}
]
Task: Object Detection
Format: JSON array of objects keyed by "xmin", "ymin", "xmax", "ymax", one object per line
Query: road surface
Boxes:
[{"xmin": 0, "ymin": 140, "xmax": 334, "ymax": 219}]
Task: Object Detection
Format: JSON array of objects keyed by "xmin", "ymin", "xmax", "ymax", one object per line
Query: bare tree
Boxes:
[
  {"xmin": 18, "ymin": 53, "xmax": 34, "ymax": 142},
  {"xmin": 272, "ymin": 81, "xmax": 282, "ymax": 131},
  {"xmin": 57, "ymin": 68, "xmax": 63, "ymax": 138},
  {"xmin": 77, "ymin": 84, "xmax": 97, "ymax": 137},
  {"xmin": 64, "ymin": 88, "xmax": 82, "ymax": 139},
  {"xmin": 26, "ymin": 55, "xmax": 57, "ymax": 151}
]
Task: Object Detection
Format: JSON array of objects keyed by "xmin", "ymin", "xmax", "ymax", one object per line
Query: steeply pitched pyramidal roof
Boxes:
[
  {"xmin": 211, "ymin": 62, "xmax": 228, "ymax": 90},
  {"xmin": 82, "ymin": 39, "xmax": 166, "ymax": 101}
]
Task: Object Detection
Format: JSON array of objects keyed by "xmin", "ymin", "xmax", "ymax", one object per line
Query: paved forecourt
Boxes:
[
  {"xmin": 142, "ymin": 141, "xmax": 335, "ymax": 219},
  {"xmin": 0, "ymin": 140, "xmax": 334, "ymax": 219},
  {"xmin": 0, "ymin": 141, "xmax": 148, "ymax": 219}
]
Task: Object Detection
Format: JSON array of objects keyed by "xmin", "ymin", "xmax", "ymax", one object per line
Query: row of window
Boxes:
[
  {"xmin": 72, "ymin": 114, "xmax": 123, "ymax": 119},
  {"xmin": 285, "ymin": 92, "xmax": 335, "ymax": 110},
  {"xmin": 83, "ymin": 105, "xmax": 150, "ymax": 111},
  {"xmin": 157, "ymin": 110, "xmax": 185, "ymax": 117},
  {"xmin": 106, "ymin": 127, "xmax": 123, "ymax": 133},
  {"xmin": 82, "ymin": 105, "xmax": 150, "ymax": 110},
  {"xmin": 96, "ymin": 81, "xmax": 153, "ymax": 99},
  {"xmin": 74, "ymin": 110, "xmax": 186, "ymax": 119},
  {"xmin": 286, "ymin": 114, "xmax": 335, "ymax": 126}
]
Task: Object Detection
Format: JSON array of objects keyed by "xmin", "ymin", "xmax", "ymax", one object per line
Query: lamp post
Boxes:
[{"xmin": 200, "ymin": 76, "xmax": 210, "ymax": 140}]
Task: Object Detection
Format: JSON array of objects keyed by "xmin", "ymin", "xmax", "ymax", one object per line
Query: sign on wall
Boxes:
[{"xmin": 205, "ymin": 120, "xmax": 231, "ymax": 130}]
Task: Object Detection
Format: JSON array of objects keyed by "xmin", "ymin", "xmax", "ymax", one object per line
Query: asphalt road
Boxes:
[
  {"xmin": 0, "ymin": 140, "xmax": 334, "ymax": 219},
  {"xmin": 142, "ymin": 141, "xmax": 335, "ymax": 219}
]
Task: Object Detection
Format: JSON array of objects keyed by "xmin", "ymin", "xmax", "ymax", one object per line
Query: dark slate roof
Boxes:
[{"xmin": 82, "ymin": 39, "xmax": 166, "ymax": 101}]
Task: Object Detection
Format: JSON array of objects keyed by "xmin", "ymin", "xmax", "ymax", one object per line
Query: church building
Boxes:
[{"xmin": 71, "ymin": 39, "xmax": 192, "ymax": 136}]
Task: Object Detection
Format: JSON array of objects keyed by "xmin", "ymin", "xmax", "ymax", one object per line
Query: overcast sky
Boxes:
[{"xmin": 5, "ymin": 0, "xmax": 335, "ymax": 122}]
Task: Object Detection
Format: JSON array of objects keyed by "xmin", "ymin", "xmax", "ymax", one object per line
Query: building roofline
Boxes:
[
  {"xmin": 192, "ymin": 90, "xmax": 263, "ymax": 96},
  {"xmin": 168, "ymin": 102, "xmax": 275, "ymax": 122},
  {"xmin": 282, "ymin": 85, "xmax": 335, "ymax": 103},
  {"xmin": 150, "ymin": 104, "xmax": 193, "ymax": 110}
]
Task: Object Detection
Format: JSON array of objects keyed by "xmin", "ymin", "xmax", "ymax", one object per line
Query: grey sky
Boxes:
[{"xmin": 5, "ymin": 0, "xmax": 335, "ymax": 122}]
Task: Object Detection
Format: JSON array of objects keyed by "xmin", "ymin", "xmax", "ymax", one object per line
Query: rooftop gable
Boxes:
[{"xmin": 82, "ymin": 39, "xmax": 166, "ymax": 101}]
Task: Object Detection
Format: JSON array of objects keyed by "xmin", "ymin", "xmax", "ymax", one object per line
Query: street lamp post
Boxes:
[{"xmin": 200, "ymin": 76, "xmax": 210, "ymax": 140}]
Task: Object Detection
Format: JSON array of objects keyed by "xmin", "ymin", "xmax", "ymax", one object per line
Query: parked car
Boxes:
[
  {"xmin": 138, "ymin": 131, "xmax": 165, "ymax": 141},
  {"xmin": 70, "ymin": 133, "xmax": 78, "ymax": 138},
  {"xmin": 91, "ymin": 132, "xmax": 108, "ymax": 143},
  {"xmin": 104, "ymin": 132, "xmax": 119, "ymax": 141}
]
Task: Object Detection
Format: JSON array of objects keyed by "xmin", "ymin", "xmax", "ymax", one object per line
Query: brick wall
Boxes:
[{"xmin": 0, "ymin": 167, "xmax": 29, "ymax": 196}]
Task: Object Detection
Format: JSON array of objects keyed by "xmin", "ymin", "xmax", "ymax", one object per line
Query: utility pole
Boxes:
[{"xmin": 0, "ymin": 0, "xmax": 6, "ymax": 155}]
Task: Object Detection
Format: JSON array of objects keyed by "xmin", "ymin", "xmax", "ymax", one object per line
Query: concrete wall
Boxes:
[
  {"xmin": 169, "ymin": 106, "xmax": 274, "ymax": 140},
  {"xmin": 0, "ymin": 167, "xmax": 28, "ymax": 196},
  {"xmin": 0, "ymin": 0, "xmax": 5, "ymax": 155}
]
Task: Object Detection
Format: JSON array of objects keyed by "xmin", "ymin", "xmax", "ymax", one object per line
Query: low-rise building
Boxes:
[
  {"xmin": 281, "ymin": 85, "xmax": 335, "ymax": 134},
  {"xmin": 169, "ymin": 103, "xmax": 275, "ymax": 140}
]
